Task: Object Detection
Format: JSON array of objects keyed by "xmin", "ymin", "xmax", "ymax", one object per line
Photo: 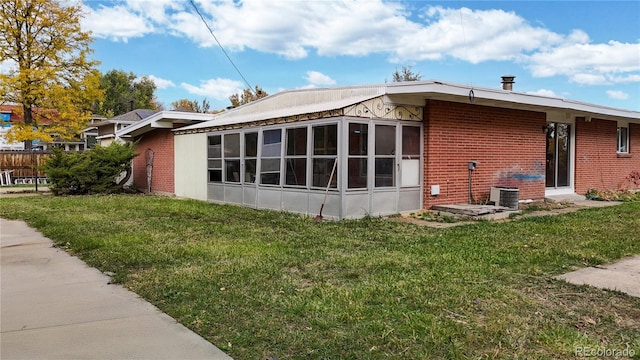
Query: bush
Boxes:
[{"xmin": 43, "ymin": 142, "xmax": 137, "ymax": 195}]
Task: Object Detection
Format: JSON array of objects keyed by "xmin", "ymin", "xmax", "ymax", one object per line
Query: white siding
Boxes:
[{"xmin": 175, "ymin": 133, "xmax": 207, "ymax": 201}]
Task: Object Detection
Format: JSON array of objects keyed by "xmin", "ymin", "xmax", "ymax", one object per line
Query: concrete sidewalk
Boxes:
[
  {"xmin": 0, "ymin": 218, "xmax": 232, "ymax": 360},
  {"xmin": 555, "ymin": 254, "xmax": 640, "ymax": 298}
]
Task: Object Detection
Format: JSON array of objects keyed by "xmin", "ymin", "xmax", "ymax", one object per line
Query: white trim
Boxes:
[
  {"xmin": 117, "ymin": 111, "xmax": 214, "ymax": 138},
  {"xmin": 545, "ymin": 187, "xmax": 575, "ymax": 197}
]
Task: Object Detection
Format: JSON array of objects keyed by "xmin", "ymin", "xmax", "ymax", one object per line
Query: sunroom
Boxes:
[
  {"xmin": 205, "ymin": 118, "xmax": 423, "ymax": 219},
  {"xmin": 181, "ymin": 93, "xmax": 425, "ymax": 220}
]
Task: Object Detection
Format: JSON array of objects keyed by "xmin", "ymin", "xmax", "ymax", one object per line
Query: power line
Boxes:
[{"xmin": 188, "ymin": 0, "xmax": 254, "ymax": 93}]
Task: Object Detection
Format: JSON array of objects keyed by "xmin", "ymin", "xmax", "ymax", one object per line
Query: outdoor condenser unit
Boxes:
[{"xmin": 490, "ymin": 187, "xmax": 520, "ymax": 209}]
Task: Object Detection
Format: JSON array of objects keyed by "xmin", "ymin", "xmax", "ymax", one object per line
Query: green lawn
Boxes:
[{"xmin": 1, "ymin": 195, "xmax": 638, "ymax": 359}]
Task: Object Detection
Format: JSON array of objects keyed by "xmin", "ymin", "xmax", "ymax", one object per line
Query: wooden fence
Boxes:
[{"xmin": 0, "ymin": 150, "xmax": 52, "ymax": 179}]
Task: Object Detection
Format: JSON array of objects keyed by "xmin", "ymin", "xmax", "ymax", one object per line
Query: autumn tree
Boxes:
[
  {"xmin": 94, "ymin": 69, "xmax": 159, "ymax": 117},
  {"xmin": 171, "ymin": 98, "xmax": 211, "ymax": 113},
  {"xmin": 229, "ymin": 86, "xmax": 268, "ymax": 107},
  {"xmin": 390, "ymin": 65, "xmax": 422, "ymax": 82},
  {"xmin": 0, "ymin": 0, "xmax": 103, "ymax": 149}
]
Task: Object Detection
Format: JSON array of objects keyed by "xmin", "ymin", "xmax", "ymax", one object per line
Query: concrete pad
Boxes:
[
  {"xmin": 431, "ymin": 204, "xmax": 517, "ymax": 217},
  {"xmin": 545, "ymin": 194, "xmax": 622, "ymax": 208},
  {"xmin": 1, "ymin": 218, "xmax": 233, "ymax": 360},
  {"xmin": 555, "ymin": 255, "xmax": 640, "ymax": 298}
]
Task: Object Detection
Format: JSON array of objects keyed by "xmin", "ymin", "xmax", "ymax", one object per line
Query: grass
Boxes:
[{"xmin": 1, "ymin": 194, "xmax": 639, "ymax": 359}]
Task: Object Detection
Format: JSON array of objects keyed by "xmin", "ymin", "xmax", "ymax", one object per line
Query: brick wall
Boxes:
[
  {"xmin": 423, "ymin": 100, "xmax": 547, "ymax": 208},
  {"xmin": 575, "ymin": 119, "xmax": 640, "ymax": 193},
  {"xmin": 132, "ymin": 129, "xmax": 175, "ymax": 194}
]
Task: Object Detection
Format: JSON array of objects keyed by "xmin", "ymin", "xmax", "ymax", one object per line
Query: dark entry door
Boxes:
[{"xmin": 546, "ymin": 123, "xmax": 571, "ymax": 188}]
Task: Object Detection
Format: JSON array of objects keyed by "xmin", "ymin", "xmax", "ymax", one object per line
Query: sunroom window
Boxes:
[
  {"xmin": 224, "ymin": 133, "xmax": 240, "ymax": 182},
  {"xmin": 260, "ymin": 129, "xmax": 282, "ymax": 185},
  {"xmin": 244, "ymin": 132, "xmax": 258, "ymax": 183},
  {"xmin": 401, "ymin": 126, "xmax": 420, "ymax": 186},
  {"xmin": 375, "ymin": 125, "xmax": 395, "ymax": 187},
  {"xmin": 348, "ymin": 123, "xmax": 368, "ymax": 189},
  {"xmin": 285, "ymin": 127, "xmax": 307, "ymax": 186},
  {"xmin": 312, "ymin": 124, "xmax": 337, "ymax": 188},
  {"xmin": 207, "ymin": 135, "xmax": 222, "ymax": 182}
]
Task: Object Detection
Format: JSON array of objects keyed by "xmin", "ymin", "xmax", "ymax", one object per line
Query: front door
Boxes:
[{"xmin": 546, "ymin": 123, "xmax": 571, "ymax": 188}]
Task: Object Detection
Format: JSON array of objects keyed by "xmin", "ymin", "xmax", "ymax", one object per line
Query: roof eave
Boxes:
[{"xmin": 116, "ymin": 111, "xmax": 215, "ymax": 138}]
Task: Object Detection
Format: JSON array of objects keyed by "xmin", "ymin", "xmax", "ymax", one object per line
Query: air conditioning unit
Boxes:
[{"xmin": 490, "ymin": 187, "xmax": 519, "ymax": 209}]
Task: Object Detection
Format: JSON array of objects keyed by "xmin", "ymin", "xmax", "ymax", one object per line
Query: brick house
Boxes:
[
  {"xmin": 115, "ymin": 111, "xmax": 213, "ymax": 194},
  {"xmin": 170, "ymin": 80, "xmax": 639, "ymax": 219}
]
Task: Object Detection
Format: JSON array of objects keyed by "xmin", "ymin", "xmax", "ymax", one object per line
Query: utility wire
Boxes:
[{"xmin": 188, "ymin": 0, "xmax": 254, "ymax": 93}]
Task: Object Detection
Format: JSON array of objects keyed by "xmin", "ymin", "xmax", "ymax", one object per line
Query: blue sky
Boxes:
[{"xmin": 78, "ymin": 0, "xmax": 639, "ymax": 111}]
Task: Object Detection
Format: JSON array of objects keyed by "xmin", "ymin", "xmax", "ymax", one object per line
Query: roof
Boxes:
[
  {"xmin": 91, "ymin": 109, "xmax": 159, "ymax": 127},
  {"xmin": 115, "ymin": 110, "xmax": 215, "ymax": 138},
  {"xmin": 178, "ymin": 80, "xmax": 640, "ymax": 132}
]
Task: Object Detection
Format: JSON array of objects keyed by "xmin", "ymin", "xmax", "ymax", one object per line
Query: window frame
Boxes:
[
  {"xmin": 207, "ymin": 134, "xmax": 222, "ymax": 183},
  {"xmin": 224, "ymin": 133, "xmax": 241, "ymax": 183},
  {"xmin": 400, "ymin": 125, "xmax": 421, "ymax": 187},
  {"xmin": 244, "ymin": 132, "xmax": 258, "ymax": 184},
  {"xmin": 374, "ymin": 124, "xmax": 396, "ymax": 188},
  {"xmin": 312, "ymin": 123, "xmax": 338, "ymax": 189},
  {"xmin": 284, "ymin": 126, "xmax": 308, "ymax": 187},
  {"xmin": 347, "ymin": 122, "xmax": 368, "ymax": 189},
  {"xmin": 260, "ymin": 128, "xmax": 283, "ymax": 186},
  {"xmin": 617, "ymin": 124, "xmax": 629, "ymax": 154}
]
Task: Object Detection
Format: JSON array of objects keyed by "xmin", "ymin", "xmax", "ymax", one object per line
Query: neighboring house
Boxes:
[
  {"xmin": 170, "ymin": 78, "xmax": 639, "ymax": 220},
  {"xmin": 81, "ymin": 115, "xmax": 107, "ymax": 149},
  {"xmin": 0, "ymin": 104, "xmax": 86, "ymax": 151},
  {"xmin": 90, "ymin": 109, "xmax": 158, "ymax": 146},
  {"xmin": 115, "ymin": 111, "xmax": 214, "ymax": 194},
  {"xmin": 0, "ymin": 105, "xmax": 20, "ymax": 150}
]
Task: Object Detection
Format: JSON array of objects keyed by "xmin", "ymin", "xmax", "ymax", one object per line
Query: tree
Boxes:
[
  {"xmin": 0, "ymin": 0, "xmax": 103, "ymax": 149},
  {"xmin": 229, "ymin": 86, "xmax": 268, "ymax": 107},
  {"xmin": 390, "ymin": 65, "xmax": 422, "ymax": 82},
  {"xmin": 171, "ymin": 98, "xmax": 211, "ymax": 113},
  {"xmin": 94, "ymin": 69, "xmax": 158, "ymax": 117}
]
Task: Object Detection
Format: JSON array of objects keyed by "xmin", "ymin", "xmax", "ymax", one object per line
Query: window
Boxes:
[
  {"xmin": 244, "ymin": 132, "xmax": 257, "ymax": 183},
  {"xmin": 375, "ymin": 125, "xmax": 395, "ymax": 187},
  {"xmin": 618, "ymin": 126, "xmax": 629, "ymax": 153},
  {"xmin": 312, "ymin": 124, "xmax": 337, "ymax": 188},
  {"xmin": 260, "ymin": 129, "xmax": 282, "ymax": 185},
  {"xmin": 401, "ymin": 126, "xmax": 420, "ymax": 187},
  {"xmin": 348, "ymin": 123, "xmax": 368, "ymax": 189},
  {"xmin": 224, "ymin": 133, "xmax": 240, "ymax": 182},
  {"xmin": 207, "ymin": 135, "xmax": 222, "ymax": 182},
  {"xmin": 285, "ymin": 127, "xmax": 307, "ymax": 186}
]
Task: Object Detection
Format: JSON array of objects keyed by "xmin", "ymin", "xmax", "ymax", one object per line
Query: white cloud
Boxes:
[
  {"xmin": 123, "ymin": 0, "xmax": 181, "ymax": 24},
  {"xmin": 394, "ymin": 7, "xmax": 562, "ymax": 63},
  {"xmin": 526, "ymin": 89, "xmax": 558, "ymax": 98},
  {"xmin": 147, "ymin": 75, "xmax": 175, "ymax": 89},
  {"xmin": 607, "ymin": 90, "xmax": 630, "ymax": 100},
  {"xmin": 180, "ymin": 78, "xmax": 244, "ymax": 100},
  {"xmin": 81, "ymin": 4, "xmax": 154, "ymax": 41},
  {"xmin": 305, "ymin": 71, "xmax": 336, "ymax": 86},
  {"xmin": 527, "ymin": 37, "xmax": 640, "ymax": 84}
]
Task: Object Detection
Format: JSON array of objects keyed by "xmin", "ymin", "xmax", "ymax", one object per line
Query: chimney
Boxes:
[{"xmin": 501, "ymin": 75, "xmax": 515, "ymax": 91}]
